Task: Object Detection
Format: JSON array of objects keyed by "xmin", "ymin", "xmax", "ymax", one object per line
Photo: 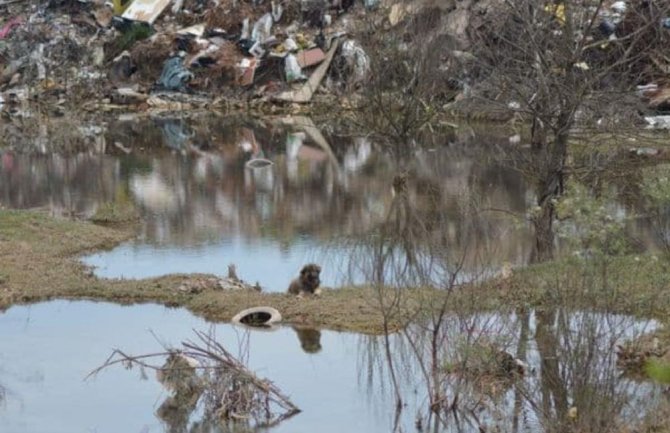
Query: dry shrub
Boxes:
[
  {"xmin": 204, "ymin": 0, "xmax": 265, "ymax": 34},
  {"xmin": 129, "ymin": 34, "xmax": 176, "ymax": 83},
  {"xmin": 190, "ymin": 42, "xmax": 243, "ymax": 91},
  {"xmin": 616, "ymin": 0, "xmax": 670, "ymax": 83}
]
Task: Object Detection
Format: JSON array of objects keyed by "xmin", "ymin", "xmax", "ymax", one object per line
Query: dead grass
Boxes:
[{"xmin": 0, "ymin": 209, "xmax": 423, "ymax": 334}]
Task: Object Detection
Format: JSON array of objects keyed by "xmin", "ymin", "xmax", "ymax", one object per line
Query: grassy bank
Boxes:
[
  {"xmin": 0, "ymin": 209, "xmax": 417, "ymax": 333},
  {"xmin": 1, "ymin": 209, "xmax": 670, "ymax": 339}
]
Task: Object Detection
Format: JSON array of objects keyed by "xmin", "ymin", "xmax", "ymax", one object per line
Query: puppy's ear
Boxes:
[
  {"xmin": 300, "ymin": 267, "xmax": 307, "ymax": 276},
  {"xmin": 316, "ymin": 265, "xmax": 321, "ymax": 273}
]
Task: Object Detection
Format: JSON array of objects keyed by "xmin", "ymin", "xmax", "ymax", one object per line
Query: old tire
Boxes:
[{"xmin": 231, "ymin": 306, "xmax": 282, "ymax": 328}]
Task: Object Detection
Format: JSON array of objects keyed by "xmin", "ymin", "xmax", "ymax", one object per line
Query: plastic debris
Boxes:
[
  {"xmin": 112, "ymin": 0, "xmax": 133, "ymax": 14},
  {"xmin": 276, "ymin": 39, "xmax": 339, "ymax": 103},
  {"xmin": 629, "ymin": 147, "xmax": 661, "ymax": 157},
  {"xmin": 297, "ymin": 48, "xmax": 326, "ymax": 68},
  {"xmin": 236, "ymin": 57, "xmax": 258, "ymax": 86},
  {"xmin": 122, "ymin": 0, "xmax": 171, "ymax": 24},
  {"xmin": 363, "ymin": 0, "xmax": 379, "ymax": 10},
  {"xmin": 271, "ymin": 0, "xmax": 283, "ymax": 22},
  {"xmin": 611, "ymin": 1, "xmax": 627, "ymax": 14},
  {"xmin": 0, "ymin": 17, "xmax": 22, "ymax": 39},
  {"xmin": 389, "ymin": 3, "xmax": 406, "ymax": 26},
  {"xmin": 177, "ymin": 24, "xmax": 206, "ymax": 37},
  {"xmin": 573, "ymin": 62, "xmax": 589, "ymax": 71},
  {"xmin": 544, "ymin": 3, "xmax": 565, "ymax": 25},
  {"xmin": 284, "ymin": 37, "xmax": 298, "ymax": 52},
  {"xmin": 341, "ymin": 39, "xmax": 370, "ymax": 87},
  {"xmin": 241, "ymin": 18, "xmax": 251, "ymax": 40},
  {"xmin": 251, "ymin": 13, "xmax": 273, "ymax": 44},
  {"xmin": 285, "ymin": 54, "xmax": 307, "ymax": 82},
  {"xmin": 644, "ymin": 115, "xmax": 670, "ymax": 129},
  {"xmin": 157, "ymin": 57, "xmax": 193, "ymax": 92}
]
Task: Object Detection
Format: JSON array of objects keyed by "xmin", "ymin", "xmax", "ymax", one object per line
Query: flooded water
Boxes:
[
  {"xmin": 0, "ymin": 301, "xmax": 663, "ymax": 433},
  {"xmin": 0, "ymin": 116, "xmax": 537, "ymax": 290},
  {"xmin": 1, "ymin": 115, "xmax": 668, "ymax": 290},
  {"xmin": 0, "ymin": 301, "xmax": 401, "ymax": 433}
]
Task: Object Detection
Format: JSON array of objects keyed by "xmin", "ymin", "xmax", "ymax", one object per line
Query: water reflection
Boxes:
[
  {"xmin": 361, "ymin": 309, "xmax": 664, "ymax": 433},
  {"xmin": 0, "ymin": 115, "xmax": 538, "ymax": 289},
  {"xmin": 292, "ymin": 326, "xmax": 323, "ymax": 354},
  {"xmin": 0, "ymin": 301, "xmax": 401, "ymax": 433},
  {"xmin": 0, "ymin": 301, "xmax": 663, "ymax": 433}
]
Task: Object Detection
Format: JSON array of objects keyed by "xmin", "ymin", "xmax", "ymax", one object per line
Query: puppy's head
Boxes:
[{"xmin": 300, "ymin": 263, "xmax": 321, "ymax": 290}]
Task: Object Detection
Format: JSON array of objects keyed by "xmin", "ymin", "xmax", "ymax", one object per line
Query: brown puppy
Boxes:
[{"xmin": 287, "ymin": 264, "xmax": 322, "ymax": 295}]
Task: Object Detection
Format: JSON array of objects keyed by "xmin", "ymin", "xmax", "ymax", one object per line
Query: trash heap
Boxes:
[{"xmin": 0, "ymin": 0, "xmax": 374, "ymax": 112}]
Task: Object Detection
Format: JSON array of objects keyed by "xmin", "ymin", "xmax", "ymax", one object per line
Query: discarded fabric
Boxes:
[{"xmin": 157, "ymin": 57, "xmax": 193, "ymax": 92}]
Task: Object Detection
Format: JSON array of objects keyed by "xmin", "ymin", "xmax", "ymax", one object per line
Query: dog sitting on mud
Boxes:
[{"xmin": 287, "ymin": 264, "xmax": 322, "ymax": 296}]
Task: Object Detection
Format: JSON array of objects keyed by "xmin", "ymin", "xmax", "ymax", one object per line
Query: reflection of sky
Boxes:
[
  {"xmin": 0, "ymin": 302, "xmax": 663, "ymax": 433},
  {"xmin": 81, "ymin": 236, "xmax": 353, "ymax": 292},
  {"xmin": 0, "ymin": 301, "xmax": 401, "ymax": 433}
]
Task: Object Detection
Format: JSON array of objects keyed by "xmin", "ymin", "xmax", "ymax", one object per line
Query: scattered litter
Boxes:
[
  {"xmin": 389, "ymin": 3, "xmax": 406, "ymax": 26},
  {"xmin": 112, "ymin": 0, "xmax": 133, "ymax": 14},
  {"xmin": 285, "ymin": 53, "xmax": 307, "ymax": 82},
  {"xmin": 644, "ymin": 115, "xmax": 670, "ymax": 129},
  {"xmin": 276, "ymin": 39, "xmax": 340, "ymax": 103},
  {"xmin": 341, "ymin": 39, "xmax": 370, "ymax": 88},
  {"xmin": 297, "ymin": 47, "xmax": 325, "ymax": 68},
  {"xmin": 629, "ymin": 147, "xmax": 661, "ymax": 157},
  {"xmin": 122, "ymin": 0, "xmax": 172, "ymax": 24},
  {"xmin": 573, "ymin": 61, "xmax": 589, "ymax": 71},
  {"xmin": 284, "ymin": 37, "xmax": 298, "ymax": 52},
  {"xmin": 271, "ymin": 0, "xmax": 283, "ymax": 22},
  {"xmin": 157, "ymin": 57, "xmax": 193, "ymax": 92},
  {"xmin": 176, "ymin": 23, "xmax": 206, "ymax": 37},
  {"xmin": 93, "ymin": 7, "xmax": 113, "ymax": 27},
  {"xmin": 0, "ymin": 16, "xmax": 22, "ymax": 39},
  {"xmin": 251, "ymin": 13, "xmax": 273, "ymax": 44},
  {"xmin": 364, "ymin": 0, "xmax": 379, "ymax": 10},
  {"xmin": 235, "ymin": 57, "xmax": 258, "ymax": 86},
  {"xmin": 611, "ymin": 1, "xmax": 627, "ymax": 14}
]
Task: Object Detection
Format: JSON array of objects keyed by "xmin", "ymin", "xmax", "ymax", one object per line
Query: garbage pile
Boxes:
[{"xmin": 0, "ymin": 0, "xmax": 374, "ymax": 113}]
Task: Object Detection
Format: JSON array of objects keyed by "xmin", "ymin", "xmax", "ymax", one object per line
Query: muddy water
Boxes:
[{"xmin": 0, "ymin": 301, "xmax": 663, "ymax": 433}]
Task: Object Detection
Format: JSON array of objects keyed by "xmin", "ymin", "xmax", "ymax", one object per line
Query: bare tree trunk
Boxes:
[
  {"xmin": 531, "ymin": 126, "xmax": 569, "ymax": 263},
  {"xmin": 536, "ymin": 309, "xmax": 569, "ymax": 431},
  {"xmin": 531, "ymin": 116, "xmax": 547, "ymax": 150}
]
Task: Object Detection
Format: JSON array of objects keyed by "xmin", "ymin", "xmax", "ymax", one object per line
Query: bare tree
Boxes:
[{"xmin": 467, "ymin": 0, "xmax": 670, "ymax": 261}]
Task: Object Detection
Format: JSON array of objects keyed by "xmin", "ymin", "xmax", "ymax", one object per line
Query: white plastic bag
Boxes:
[
  {"xmin": 285, "ymin": 54, "xmax": 307, "ymax": 82},
  {"xmin": 252, "ymin": 13, "xmax": 273, "ymax": 43}
]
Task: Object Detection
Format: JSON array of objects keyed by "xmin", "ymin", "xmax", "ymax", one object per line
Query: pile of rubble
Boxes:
[
  {"xmin": 177, "ymin": 264, "xmax": 262, "ymax": 293},
  {"xmin": 0, "ymin": 0, "xmax": 376, "ymax": 114}
]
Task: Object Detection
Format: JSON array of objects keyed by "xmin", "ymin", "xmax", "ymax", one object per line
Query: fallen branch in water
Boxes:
[{"xmin": 88, "ymin": 329, "xmax": 300, "ymax": 428}]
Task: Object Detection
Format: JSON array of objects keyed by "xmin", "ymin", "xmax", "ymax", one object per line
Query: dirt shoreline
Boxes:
[
  {"xmin": 2, "ymin": 209, "xmax": 670, "ymax": 341},
  {"xmin": 0, "ymin": 209, "xmax": 424, "ymax": 333}
]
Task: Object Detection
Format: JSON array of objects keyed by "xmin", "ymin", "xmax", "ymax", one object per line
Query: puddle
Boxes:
[
  {"xmin": 0, "ymin": 301, "xmax": 403, "ymax": 433},
  {"xmin": 1, "ymin": 116, "xmax": 668, "ymax": 290},
  {"xmin": 0, "ymin": 301, "xmax": 664, "ymax": 433},
  {"xmin": 0, "ymin": 117, "xmax": 536, "ymax": 290}
]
